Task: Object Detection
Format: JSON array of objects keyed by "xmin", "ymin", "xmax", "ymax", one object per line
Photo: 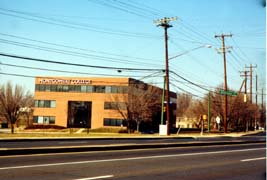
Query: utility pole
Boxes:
[
  {"xmin": 215, "ymin": 33, "xmax": 232, "ymax": 133},
  {"xmin": 240, "ymin": 70, "xmax": 249, "ymax": 102},
  {"xmin": 154, "ymin": 17, "xmax": 177, "ymax": 135},
  {"xmin": 256, "ymin": 74, "xmax": 258, "ymax": 106},
  {"xmin": 245, "ymin": 64, "xmax": 257, "ymax": 104}
]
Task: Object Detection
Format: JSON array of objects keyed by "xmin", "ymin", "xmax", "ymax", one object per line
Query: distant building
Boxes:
[
  {"xmin": 33, "ymin": 77, "xmax": 176, "ymax": 130},
  {"xmin": 176, "ymin": 117, "xmax": 199, "ymax": 128}
]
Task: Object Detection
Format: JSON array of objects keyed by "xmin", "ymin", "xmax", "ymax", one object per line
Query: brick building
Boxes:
[{"xmin": 33, "ymin": 77, "xmax": 176, "ymax": 129}]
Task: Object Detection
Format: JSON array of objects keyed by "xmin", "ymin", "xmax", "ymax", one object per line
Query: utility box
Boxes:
[{"xmin": 159, "ymin": 124, "xmax": 167, "ymax": 136}]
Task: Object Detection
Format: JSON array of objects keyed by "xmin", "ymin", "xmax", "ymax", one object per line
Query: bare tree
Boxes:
[
  {"xmin": 0, "ymin": 82, "xmax": 33, "ymax": 133},
  {"xmin": 186, "ymin": 86, "xmax": 260, "ymax": 132},
  {"xmin": 176, "ymin": 93, "xmax": 192, "ymax": 117},
  {"xmin": 111, "ymin": 81, "xmax": 162, "ymax": 133}
]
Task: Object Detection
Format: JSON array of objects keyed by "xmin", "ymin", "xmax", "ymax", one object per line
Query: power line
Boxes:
[
  {"xmin": 0, "ymin": 8, "xmax": 159, "ymax": 39},
  {"xmin": 88, "ymin": 0, "xmax": 152, "ymax": 20},
  {"xmin": 0, "ymin": 32, "xmax": 162, "ymax": 63},
  {"xmin": 0, "ymin": 52, "xmax": 164, "ymax": 72},
  {"xmin": 0, "ymin": 38, "xmax": 162, "ymax": 67},
  {"xmin": 0, "ymin": 62, "xmax": 161, "ymax": 78}
]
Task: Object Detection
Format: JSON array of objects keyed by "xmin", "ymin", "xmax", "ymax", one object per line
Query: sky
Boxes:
[{"xmin": 0, "ymin": 0, "xmax": 265, "ymax": 102}]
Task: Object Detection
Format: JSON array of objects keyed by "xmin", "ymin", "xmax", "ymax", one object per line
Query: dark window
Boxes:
[
  {"xmin": 74, "ymin": 85, "xmax": 81, "ymax": 92},
  {"xmin": 49, "ymin": 116, "xmax": 55, "ymax": 124},
  {"xmin": 51, "ymin": 85, "xmax": 57, "ymax": 92},
  {"xmin": 62, "ymin": 85, "xmax": 69, "ymax": 92},
  {"xmin": 69, "ymin": 85, "xmax": 75, "ymax": 92},
  {"xmin": 103, "ymin": 118, "xmax": 125, "ymax": 126},
  {"xmin": 57, "ymin": 85, "xmax": 63, "ymax": 92},
  {"xmin": 94, "ymin": 86, "xmax": 105, "ymax": 93},
  {"xmin": 45, "ymin": 85, "xmax": 51, "ymax": 92},
  {"xmin": 34, "ymin": 100, "xmax": 38, "ymax": 107},
  {"xmin": 87, "ymin": 86, "xmax": 93, "ymax": 92},
  {"xmin": 104, "ymin": 102, "xmax": 126, "ymax": 110},
  {"xmin": 39, "ymin": 100, "xmax": 44, "ymax": 107},
  {"xmin": 33, "ymin": 116, "xmax": 38, "ymax": 123},
  {"xmin": 35, "ymin": 84, "xmax": 40, "ymax": 91},
  {"xmin": 39, "ymin": 84, "xmax": 45, "ymax": 91},
  {"xmin": 44, "ymin": 100, "xmax": 50, "ymax": 108}
]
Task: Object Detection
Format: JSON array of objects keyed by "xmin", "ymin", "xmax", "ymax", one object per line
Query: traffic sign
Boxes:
[{"xmin": 219, "ymin": 90, "xmax": 237, "ymax": 96}]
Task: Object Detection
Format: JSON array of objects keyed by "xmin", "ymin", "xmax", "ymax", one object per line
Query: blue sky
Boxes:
[{"xmin": 0, "ymin": 0, "xmax": 265, "ymax": 101}]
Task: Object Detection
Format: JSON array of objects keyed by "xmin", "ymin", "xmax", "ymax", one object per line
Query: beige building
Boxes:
[{"xmin": 33, "ymin": 77, "xmax": 176, "ymax": 129}]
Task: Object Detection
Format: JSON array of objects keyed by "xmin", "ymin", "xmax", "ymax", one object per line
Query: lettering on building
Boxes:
[{"xmin": 38, "ymin": 78, "xmax": 92, "ymax": 85}]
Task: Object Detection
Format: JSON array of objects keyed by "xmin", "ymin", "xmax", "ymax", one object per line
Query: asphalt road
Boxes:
[
  {"xmin": 0, "ymin": 132, "xmax": 265, "ymax": 149},
  {"xmin": 0, "ymin": 143, "xmax": 265, "ymax": 180}
]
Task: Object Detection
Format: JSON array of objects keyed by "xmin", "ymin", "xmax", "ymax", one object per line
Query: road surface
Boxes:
[{"xmin": 0, "ymin": 143, "xmax": 265, "ymax": 180}]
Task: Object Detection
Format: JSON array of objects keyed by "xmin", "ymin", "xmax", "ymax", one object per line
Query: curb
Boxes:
[{"xmin": 0, "ymin": 140, "xmax": 265, "ymax": 156}]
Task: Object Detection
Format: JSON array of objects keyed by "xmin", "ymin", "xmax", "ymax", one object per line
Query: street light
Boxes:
[{"xmin": 169, "ymin": 44, "xmax": 212, "ymax": 61}]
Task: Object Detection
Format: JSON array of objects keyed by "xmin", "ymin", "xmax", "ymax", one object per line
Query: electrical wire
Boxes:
[{"xmin": 0, "ymin": 52, "xmax": 164, "ymax": 71}]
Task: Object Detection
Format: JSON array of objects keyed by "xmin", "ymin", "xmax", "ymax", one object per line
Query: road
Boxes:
[
  {"xmin": 0, "ymin": 143, "xmax": 265, "ymax": 180},
  {"xmin": 0, "ymin": 132, "xmax": 265, "ymax": 149}
]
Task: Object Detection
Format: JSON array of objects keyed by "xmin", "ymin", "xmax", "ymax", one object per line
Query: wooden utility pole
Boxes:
[
  {"xmin": 154, "ymin": 17, "xmax": 177, "ymax": 135},
  {"xmin": 245, "ymin": 64, "xmax": 257, "ymax": 103},
  {"xmin": 240, "ymin": 70, "xmax": 249, "ymax": 102},
  {"xmin": 256, "ymin": 74, "xmax": 258, "ymax": 106},
  {"xmin": 215, "ymin": 33, "xmax": 232, "ymax": 133}
]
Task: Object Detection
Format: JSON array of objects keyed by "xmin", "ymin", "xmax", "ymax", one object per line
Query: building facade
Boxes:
[{"xmin": 33, "ymin": 77, "xmax": 176, "ymax": 129}]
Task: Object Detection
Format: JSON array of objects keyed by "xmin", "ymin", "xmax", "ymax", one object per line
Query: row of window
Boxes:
[
  {"xmin": 35, "ymin": 84, "xmax": 128, "ymax": 94},
  {"xmin": 33, "ymin": 116, "xmax": 55, "ymax": 124},
  {"xmin": 104, "ymin": 102, "xmax": 127, "ymax": 110},
  {"xmin": 34, "ymin": 100, "xmax": 56, "ymax": 108},
  {"xmin": 33, "ymin": 116, "xmax": 125, "ymax": 127},
  {"xmin": 103, "ymin": 118, "xmax": 127, "ymax": 127}
]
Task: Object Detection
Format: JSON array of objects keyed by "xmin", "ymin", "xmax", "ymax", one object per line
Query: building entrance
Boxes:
[{"xmin": 67, "ymin": 101, "xmax": 92, "ymax": 128}]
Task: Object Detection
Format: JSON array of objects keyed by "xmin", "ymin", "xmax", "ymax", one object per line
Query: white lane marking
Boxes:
[
  {"xmin": 241, "ymin": 157, "xmax": 266, "ymax": 162},
  {"xmin": 0, "ymin": 147, "xmax": 265, "ymax": 170},
  {"xmin": 74, "ymin": 175, "xmax": 114, "ymax": 180}
]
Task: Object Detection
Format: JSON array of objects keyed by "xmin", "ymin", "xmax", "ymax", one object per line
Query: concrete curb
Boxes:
[{"xmin": 0, "ymin": 140, "xmax": 265, "ymax": 156}]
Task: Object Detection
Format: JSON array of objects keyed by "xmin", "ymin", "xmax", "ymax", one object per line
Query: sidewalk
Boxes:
[{"xmin": 0, "ymin": 130, "xmax": 264, "ymax": 140}]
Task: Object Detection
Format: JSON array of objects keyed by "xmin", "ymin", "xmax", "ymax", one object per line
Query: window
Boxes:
[
  {"xmin": 35, "ymin": 84, "xmax": 40, "ymax": 91},
  {"xmin": 105, "ymin": 86, "xmax": 112, "ymax": 93},
  {"xmin": 103, "ymin": 118, "xmax": 126, "ymax": 126},
  {"xmin": 69, "ymin": 85, "xmax": 75, "ymax": 92},
  {"xmin": 39, "ymin": 84, "xmax": 45, "ymax": 91},
  {"xmin": 43, "ymin": 116, "xmax": 50, "ymax": 124},
  {"xmin": 51, "ymin": 85, "xmax": 57, "ymax": 92},
  {"xmin": 49, "ymin": 116, "xmax": 55, "ymax": 124},
  {"xmin": 39, "ymin": 100, "xmax": 44, "ymax": 107},
  {"xmin": 111, "ymin": 86, "xmax": 128, "ymax": 93},
  {"xmin": 86, "ymin": 86, "xmax": 93, "ymax": 92},
  {"xmin": 57, "ymin": 85, "xmax": 63, "ymax": 92},
  {"xmin": 33, "ymin": 116, "xmax": 38, "ymax": 123},
  {"xmin": 44, "ymin": 100, "xmax": 50, "ymax": 108},
  {"xmin": 35, "ymin": 100, "xmax": 56, "ymax": 108},
  {"xmin": 33, "ymin": 116, "xmax": 55, "ymax": 124},
  {"xmin": 35, "ymin": 85, "xmax": 128, "ymax": 93},
  {"xmin": 38, "ymin": 116, "xmax": 44, "ymax": 124},
  {"xmin": 94, "ymin": 86, "xmax": 105, "ymax": 93},
  {"xmin": 62, "ymin": 85, "xmax": 69, "ymax": 92},
  {"xmin": 81, "ymin": 86, "xmax": 87, "ymax": 92},
  {"xmin": 50, "ymin": 100, "xmax": 56, "ymax": 108},
  {"xmin": 104, "ymin": 102, "xmax": 126, "ymax": 110},
  {"xmin": 34, "ymin": 100, "xmax": 39, "ymax": 107},
  {"xmin": 45, "ymin": 85, "xmax": 51, "ymax": 92},
  {"xmin": 74, "ymin": 85, "xmax": 81, "ymax": 92}
]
